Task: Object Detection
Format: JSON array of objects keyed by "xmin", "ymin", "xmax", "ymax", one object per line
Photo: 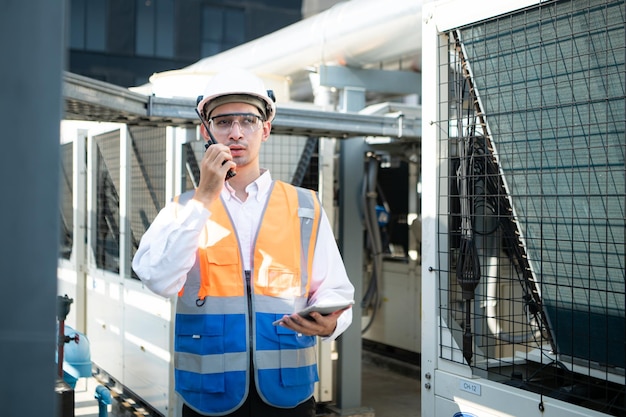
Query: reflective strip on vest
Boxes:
[
  {"xmin": 173, "ymin": 181, "xmax": 321, "ymax": 415},
  {"xmin": 176, "ymin": 351, "xmax": 248, "ymax": 374}
]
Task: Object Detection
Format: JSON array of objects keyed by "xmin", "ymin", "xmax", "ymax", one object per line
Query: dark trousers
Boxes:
[{"xmin": 182, "ymin": 377, "xmax": 316, "ymax": 417}]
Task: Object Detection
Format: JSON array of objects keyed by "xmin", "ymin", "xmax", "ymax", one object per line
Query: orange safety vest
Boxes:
[{"xmin": 173, "ymin": 181, "xmax": 322, "ymax": 415}]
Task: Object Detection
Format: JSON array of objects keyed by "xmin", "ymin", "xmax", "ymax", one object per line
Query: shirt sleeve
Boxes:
[
  {"xmin": 308, "ymin": 208, "xmax": 356, "ymax": 341},
  {"xmin": 131, "ymin": 198, "xmax": 211, "ymax": 297}
]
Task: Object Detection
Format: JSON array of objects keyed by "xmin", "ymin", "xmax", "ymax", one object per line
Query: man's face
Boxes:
[{"xmin": 208, "ymin": 102, "xmax": 271, "ymax": 168}]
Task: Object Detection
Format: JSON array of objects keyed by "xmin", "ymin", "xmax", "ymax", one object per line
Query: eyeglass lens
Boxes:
[{"xmin": 210, "ymin": 113, "xmax": 262, "ymax": 134}]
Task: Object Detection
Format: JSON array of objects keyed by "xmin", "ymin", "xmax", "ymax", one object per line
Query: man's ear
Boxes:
[
  {"xmin": 199, "ymin": 123, "xmax": 209, "ymax": 140},
  {"xmin": 261, "ymin": 122, "xmax": 271, "ymax": 142}
]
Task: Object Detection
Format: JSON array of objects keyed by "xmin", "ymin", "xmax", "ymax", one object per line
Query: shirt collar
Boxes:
[{"xmin": 222, "ymin": 169, "xmax": 272, "ymax": 202}]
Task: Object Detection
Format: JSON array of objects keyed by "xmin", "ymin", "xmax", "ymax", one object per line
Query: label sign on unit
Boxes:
[{"xmin": 459, "ymin": 379, "xmax": 481, "ymax": 396}]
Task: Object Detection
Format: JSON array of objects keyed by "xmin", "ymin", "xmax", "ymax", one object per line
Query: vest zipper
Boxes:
[{"xmin": 244, "ymin": 270, "xmax": 254, "ymax": 366}]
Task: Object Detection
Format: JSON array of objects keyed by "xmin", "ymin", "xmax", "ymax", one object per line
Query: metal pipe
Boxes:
[
  {"xmin": 95, "ymin": 385, "xmax": 112, "ymax": 417},
  {"xmin": 143, "ymin": 0, "xmax": 423, "ymax": 100}
]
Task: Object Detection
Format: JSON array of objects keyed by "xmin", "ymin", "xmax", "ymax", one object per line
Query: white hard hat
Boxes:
[{"xmin": 196, "ymin": 69, "xmax": 276, "ymax": 123}]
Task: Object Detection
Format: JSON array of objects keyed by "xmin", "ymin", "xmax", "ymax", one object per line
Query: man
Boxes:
[{"xmin": 132, "ymin": 69, "xmax": 355, "ymax": 417}]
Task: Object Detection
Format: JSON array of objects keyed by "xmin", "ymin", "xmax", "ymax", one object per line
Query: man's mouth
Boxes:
[{"xmin": 229, "ymin": 145, "xmax": 245, "ymax": 156}]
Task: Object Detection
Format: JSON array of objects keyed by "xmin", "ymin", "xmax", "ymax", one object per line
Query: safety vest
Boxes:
[{"xmin": 173, "ymin": 181, "xmax": 321, "ymax": 415}]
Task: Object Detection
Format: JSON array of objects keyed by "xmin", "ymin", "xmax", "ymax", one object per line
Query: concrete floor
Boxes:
[
  {"xmin": 72, "ymin": 352, "xmax": 421, "ymax": 417},
  {"xmin": 72, "ymin": 377, "xmax": 103, "ymax": 417},
  {"xmin": 360, "ymin": 352, "xmax": 421, "ymax": 417}
]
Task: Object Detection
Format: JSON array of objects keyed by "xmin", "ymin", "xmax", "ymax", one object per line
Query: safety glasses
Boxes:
[{"xmin": 209, "ymin": 112, "xmax": 264, "ymax": 135}]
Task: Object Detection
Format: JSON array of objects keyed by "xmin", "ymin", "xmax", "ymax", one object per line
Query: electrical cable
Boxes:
[
  {"xmin": 454, "ymin": 59, "xmax": 482, "ymax": 366},
  {"xmin": 469, "ymin": 135, "xmax": 543, "ymax": 344},
  {"xmin": 361, "ymin": 154, "xmax": 384, "ymax": 334}
]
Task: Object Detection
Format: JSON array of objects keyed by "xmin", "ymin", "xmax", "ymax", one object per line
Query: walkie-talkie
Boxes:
[{"xmin": 195, "ymin": 101, "xmax": 236, "ymax": 180}]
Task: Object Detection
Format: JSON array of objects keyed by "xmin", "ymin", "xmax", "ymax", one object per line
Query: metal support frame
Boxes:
[
  {"xmin": 119, "ymin": 127, "xmax": 131, "ymax": 278},
  {"xmin": 319, "ymin": 65, "xmax": 421, "ymax": 96},
  {"xmin": 63, "ymin": 72, "xmax": 420, "ymax": 140},
  {"xmin": 73, "ymin": 129, "xmax": 89, "ymax": 332},
  {"xmin": 331, "ymin": 87, "xmax": 375, "ymax": 416},
  {"xmin": 1, "ymin": 1, "xmax": 65, "ymax": 416}
]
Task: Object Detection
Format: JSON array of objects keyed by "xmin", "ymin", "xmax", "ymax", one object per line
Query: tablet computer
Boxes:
[{"xmin": 272, "ymin": 300, "xmax": 354, "ymax": 326}]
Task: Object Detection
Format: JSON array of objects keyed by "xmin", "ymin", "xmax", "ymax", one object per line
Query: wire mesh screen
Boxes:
[
  {"xmin": 181, "ymin": 134, "xmax": 318, "ymax": 190},
  {"xmin": 183, "ymin": 140, "xmax": 204, "ymax": 192},
  {"xmin": 59, "ymin": 142, "xmax": 74, "ymax": 260},
  {"xmin": 95, "ymin": 130, "xmax": 121, "ymax": 273},
  {"xmin": 438, "ymin": 0, "xmax": 625, "ymax": 414},
  {"xmin": 129, "ymin": 126, "xmax": 167, "ymax": 278},
  {"xmin": 261, "ymin": 134, "xmax": 319, "ymax": 189}
]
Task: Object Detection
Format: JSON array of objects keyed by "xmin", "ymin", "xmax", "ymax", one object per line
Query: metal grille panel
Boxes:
[
  {"xmin": 59, "ymin": 143, "xmax": 74, "ymax": 260},
  {"xmin": 438, "ymin": 0, "xmax": 625, "ymax": 414}
]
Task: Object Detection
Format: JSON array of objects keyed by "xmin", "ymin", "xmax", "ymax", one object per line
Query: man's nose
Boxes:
[{"xmin": 228, "ymin": 121, "xmax": 244, "ymax": 139}]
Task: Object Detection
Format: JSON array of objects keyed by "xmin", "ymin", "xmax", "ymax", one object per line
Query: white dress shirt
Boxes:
[{"xmin": 132, "ymin": 170, "xmax": 354, "ymax": 340}]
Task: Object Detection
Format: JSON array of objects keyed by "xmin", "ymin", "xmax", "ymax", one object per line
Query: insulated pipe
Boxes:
[
  {"xmin": 476, "ymin": 232, "xmax": 534, "ymax": 344},
  {"xmin": 484, "ymin": 256, "xmax": 535, "ymax": 344},
  {"xmin": 144, "ymin": 0, "xmax": 423, "ymax": 99}
]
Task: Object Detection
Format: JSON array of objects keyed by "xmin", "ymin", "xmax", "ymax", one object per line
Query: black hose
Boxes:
[{"xmin": 361, "ymin": 155, "xmax": 384, "ymax": 334}]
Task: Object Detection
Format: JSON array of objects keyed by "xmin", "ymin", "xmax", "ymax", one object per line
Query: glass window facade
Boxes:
[{"xmin": 68, "ymin": 0, "xmax": 302, "ymax": 87}]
